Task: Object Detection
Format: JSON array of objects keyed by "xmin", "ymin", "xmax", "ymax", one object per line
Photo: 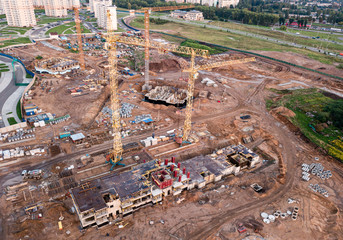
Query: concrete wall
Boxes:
[{"xmin": 0, "ymin": 122, "xmax": 27, "ymax": 134}]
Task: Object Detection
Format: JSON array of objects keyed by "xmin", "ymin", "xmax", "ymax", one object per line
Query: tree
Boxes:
[
  {"xmin": 127, "ymin": 2, "xmax": 131, "ymax": 9},
  {"xmin": 289, "ymin": 18, "xmax": 294, "ymax": 25},
  {"xmin": 325, "ymin": 100, "xmax": 343, "ymax": 129},
  {"xmin": 285, "ymin": 11, "xmax": 289, "ymax": 19},
  {"xmin": 280, "ymin": 25, "xmax": 287, "ymax": 31}
]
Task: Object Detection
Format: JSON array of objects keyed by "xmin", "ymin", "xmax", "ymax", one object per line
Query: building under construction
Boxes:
[
  {"xmin": 71, "ymin": 144, "xmax": 259, "ymax": 228},
  {"xmin": 35, "ymin": 57, "xmax": 79, "ymax": 75},
  {"xmin": 144, "ymin": 86, "xmax": 188, "ymax": 107}
]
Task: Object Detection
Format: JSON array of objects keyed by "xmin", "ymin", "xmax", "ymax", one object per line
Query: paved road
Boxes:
[{"xmin": 0, "ymin": 56, "xmax": 26, "ymax": 126}]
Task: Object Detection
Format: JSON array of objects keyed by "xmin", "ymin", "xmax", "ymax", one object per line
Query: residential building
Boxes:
[
  {"xmin": 0, "ymin": 0, "xmax": 3, "ymax": 15},
  {"xmin": 43, "ymin": 0, "xmax": 79, "ymax": 17},
  {"xmin": 71, "ymin": 144, "xmax": 259, "ymax": 228},
  {"xmin": 2, "ymin": 0, "xmax": 37, "ymax": 27},
  {"xmin": 96, "ymin": 4, "xmax": 117, "ymax": 30},
  {"xmin": 43, "ymin": 0, "xmax": 68, "ymax": 17},
  {"xmin": 185, "ymin": 0, "xmax": 201, "ymax": 4},
  {"xmin": 165, "ymin": 0, "xmax": 185, "ymax": 3},
  {"xmin": 32, "ymin": 0, "xmax": 44, "ymax": 7},
  {"xmin": 218, "ymin": 0, "xmax": 239, "ymax": 8},
  {"xmin": 92, "ymin": 0, "xmax": 111, "ymax": 16},
  {"xmin": 171, "ymin": 10, "xmax": 204, "ymax": 21},
  {"xmin": 202, "ymin": 0, "xmax": 218, "ymax": 7}
]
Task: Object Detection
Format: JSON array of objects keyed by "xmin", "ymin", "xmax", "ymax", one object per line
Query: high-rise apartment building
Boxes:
[
  {"xmin": 2, "ymin": 0, "xmax": 37, "ymax": 27},
  {"xmin": 32, "ymin": 0, "xmax": 44, "ymax": 7},
  {"xmin": 96, "ymin": 4, "xmax": 116, "ymax": 30},
  {"xmin": 218, "ymin": 0, "xmax": 239, "ymax": 8},
  {"xmin": 92, "ymin": 0, "xmax": 111, "ymax": 16},
  {"xmin": 44, "ymin": 0, "xmax": 68, "ymax": 17},
  {"xmin": 0, "ymin": 0, "xmax": 4, "ymax": 15},
  {"xmin": 43, "ymin": 0, "xmax": 79, "ymax": 17}
]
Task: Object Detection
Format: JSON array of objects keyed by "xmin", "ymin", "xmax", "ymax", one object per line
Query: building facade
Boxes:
[
  {"xmin": 96, "ymin": 4, "xmax": 117, "ymax": 30},
  {"xmin": 32, "ymin": 0, "xmax": 44, "ymax": 7},
  {"xmin": 218, "ymin": 0, "xmax": 239, "ymax": 8},
  {"xmin": 71, "ymin": 145, "xmax": 259, "ymax": 228},
  {"xmin": 2, "ymin": 0, "xmax": 37, "ymax": 27},
  {"xmin": 171, "ymin": 10, "xmax": 204, "ymax": 21},
  {"xmin": 92, "ymin": 0, "xmax": 111, "ymax": 16},
  {"xmin": 43, "ymin": 0, "xmax": 79, "ymax": 17},
  {"xmin": 43, "ymin": 0, "xmax": 68, "ymax": 17}
]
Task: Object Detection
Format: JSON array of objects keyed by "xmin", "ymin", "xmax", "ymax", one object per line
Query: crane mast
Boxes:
[
  {"xmin": 106, "ymin": 11, "xmax": 124, "ymax": 170},
  {"xmin": 74, "ymin": 7, "xmax": 85, "ymax": 70}
]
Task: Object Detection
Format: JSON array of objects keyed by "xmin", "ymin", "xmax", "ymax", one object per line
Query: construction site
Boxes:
[{"xmin": 0, "ymin": 5, "xmax": 343, "ymax": 240}]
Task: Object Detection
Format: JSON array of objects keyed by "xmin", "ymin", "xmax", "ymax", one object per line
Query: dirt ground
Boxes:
[{"xmin": 253, "ymin": 50, "xmax": 343, "ymax": 78}]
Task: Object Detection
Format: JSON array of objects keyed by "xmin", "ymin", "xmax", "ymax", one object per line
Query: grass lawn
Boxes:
[
  {"xmin": 207, "ymin": 20, "xmax": 343, "ymax": 53},
  {"xmin": 16, "ymin": 100, "xmax": 22, "ymax": 120},
  {"xmin": 46, "ymin": 22, "xmax": 75, "ymax": 34},
  {"xmin": 0, "ymin": 37, "xmax": 31, "ymax": 48},
  {"xmin": 131, "ymin": 17, "xmax": 343, "ymax": 65},
  {"xmin": 312, "ymin": 23, "xmax": 343, "ymax": 30},
  {"xmin": 7, "ymin": 117, "xmax": 17, "ymax": 125},
  {"xmin": 47, "ymin": 22, "xmax": 91, "ymax": 35},
  {"xmin": 37, "ymin": 17, "xmax": 71, "ymax": 24},
  {"xmin": 86, "ymin": 18, "xmax": 97, "ymax": 22},
  {"xmin": 117, "ymin": 13, "xmax": 130, "ymax": 19},
  {"xmin": 3, "ymin": 26, "xmax": 31, "ymax": 34},
  {"xmin": 268, "ymin": 88, "xmax": 343, "ymax": 162},
  {"xmin": 286, "ymin": 28, "xmax": 343, "ymax": 43},
  {"xmin": 64, "ymin": 29, "xmax": 74, "ymax": 34}
]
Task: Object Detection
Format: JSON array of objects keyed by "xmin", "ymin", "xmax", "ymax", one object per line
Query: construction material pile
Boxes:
[{"xmin": 101, "ymin": 103, "xmax": 138, "ymax": 119}]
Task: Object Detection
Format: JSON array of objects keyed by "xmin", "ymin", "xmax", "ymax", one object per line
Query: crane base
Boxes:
[{"xmin": 106, "ymin": 157, "xmax": 125, "ymax": 171}]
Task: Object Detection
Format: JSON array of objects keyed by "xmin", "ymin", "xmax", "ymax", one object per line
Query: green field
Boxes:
[
  {"xmin": 117, "ymin": 13, "xmax": 130, "ymax": 19},
  {"xmin": 312, "ymin": 23, "xmax": 343, "ymax": 30},
  {"xmin": 7, "ymin": 117, "xmax": 17, "ymax": 125},
  {"xmin": 207, "ymin": 20, "xmax": 343, "ymax": 53},
  {"xmin": 16, "ymin": 100, "xmax": 22, "ymax": 120},
  {"xmin": 130, "ymin": 17, "xmax": 343, "ymax": 65},
  {"xmin": 267, "ymin": 88, "xmax": 343, "ymax": 162},
  {"xmin": 0, "ymin": 26, "xmax": 31, "ymax": 35},
  {"xmin": 46, "ymin": 23, "xmax": 91, "ymax": 35},
  {"xmin": 0, "ymin": 37, "xmax": 31, "ymax": 48},
  {"xmin": 37, "ymin": 17, "xmax": 71, "ymax": 24},
  {"xmin": 286, "ymin": 28, "xmax": 343, "ymax": 43}
]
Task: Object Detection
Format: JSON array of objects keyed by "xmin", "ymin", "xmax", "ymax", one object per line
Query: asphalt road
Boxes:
[{"xmin": 0, "ymin": 56, "xmax": 25, "ymax": 125}]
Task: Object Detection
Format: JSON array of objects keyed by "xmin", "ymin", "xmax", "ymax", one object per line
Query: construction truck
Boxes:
[{"xmin": 22, "ymin": 169, "xmax": 43, "ymax": 180}]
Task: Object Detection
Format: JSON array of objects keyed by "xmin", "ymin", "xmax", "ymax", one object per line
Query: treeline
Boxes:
[
  {"xmin": 114, "ymin": 0, "xmax": 278, "ymax": 26},
  {"xmin": 115, "ymin": 0, "xmax": 179, "ymax": 10},
  {"xmin": 195, "ymin": 6, "xmax": 279, "ymax": 26}
]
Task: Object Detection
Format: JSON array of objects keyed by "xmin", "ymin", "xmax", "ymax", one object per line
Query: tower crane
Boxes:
[
  {"xmin": 134, "ymin": 5, "xmax": 195, "ymax": 90},
  {"xmin": 104, "ymin": 19, "xmax": 208, "ymax": 169},
  {"xmin": 73, "ymin": 7, "xmax": 86, "ymax": 70},
  {"xmin": 180, "ymin": 56, "xmax": 256, "ymax": 143},
  {"xmin": 105, "ymin": 11, "xmax": 125, "ymax": 170}
]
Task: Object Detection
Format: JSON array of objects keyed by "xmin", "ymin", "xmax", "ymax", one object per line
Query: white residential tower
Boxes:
[{"xmin": 2, "ymin": 0, "xmax": 37, "ymax": 27}]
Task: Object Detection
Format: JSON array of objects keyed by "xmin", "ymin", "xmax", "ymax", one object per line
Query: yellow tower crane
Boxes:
[
  {"xmin": 105, "ymin": 11, "xmax": 125, "ymax": 170},
  {"xmin": 73, "ymin": 7, "xmax": 86, "ymax": 70},
  {"xmin": 181, "ymin": 56, "xmax": 256, "ymax": 144},
  {"xmin": 134, "ymin": 5, "xmax": 195, "ymax": 90}
]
